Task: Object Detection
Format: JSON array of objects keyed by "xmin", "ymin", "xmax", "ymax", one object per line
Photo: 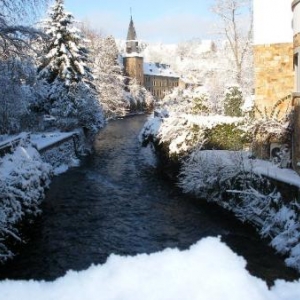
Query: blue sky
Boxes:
[{"xmin": 62, "ymin": 0, "xmax": 216, "ymax": 43}]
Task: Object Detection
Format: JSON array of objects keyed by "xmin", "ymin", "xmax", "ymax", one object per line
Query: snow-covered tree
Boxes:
[
  {"xmin": 37, "ymin": 0, "xmax": 104, "ymax": 132},
  {"xmin": 0, "ymin": 57, "xmax": 39, "ymax": 134},
  {"xmin": 82, "ymin": 26, "xmax": 128, "ymax": 119},
  {"xmin": 0, "ymin": 0, "xmax": 47, "ymax": 57},
  {"xmin": 38, "ymin": 0, "xmax": 92, "ymax": 86},
  {"xmin": 125, "ymin": 78, "xmax": 154, "ymax": 112}
]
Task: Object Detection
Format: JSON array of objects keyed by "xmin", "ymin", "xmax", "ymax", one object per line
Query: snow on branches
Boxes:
[
  {"xmin": 38, "ymin": 0, "xmax": 91, "ymax": 86},
  {"xmin": 36, "ymin": 0, "xmax": 105, "ymax": 132},
  {"xmin": 0, "ymin": 139, "xmax": 52, "ymax": 262}
]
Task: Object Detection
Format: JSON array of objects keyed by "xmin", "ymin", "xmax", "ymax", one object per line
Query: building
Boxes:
[
  {"xmin": 292, "ymin": 0, "xmax": 300, "ymax": 173},
  {"xmin": 253, "ymin": 0, "xmax": 294, "ymax": 117},
  {"xmin": 253, "ymin": 0, "xmax": 300, "ymax": 173},
  {"xmin": 123, "ymin": 16, "xmax": 179, "ymax": 99}
]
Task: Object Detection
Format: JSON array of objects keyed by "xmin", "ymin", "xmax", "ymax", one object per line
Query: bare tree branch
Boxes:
[{"xmin": 212, "ymin": 0, "xmax": 253, "ymax": 87}]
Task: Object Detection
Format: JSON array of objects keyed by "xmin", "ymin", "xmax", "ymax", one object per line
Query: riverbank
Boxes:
[
  {"xmin": 140, "ymin": 113, "xmax": 300, "ymax": 273},
  {"xmin": 0, "ymin": 130, "xmax": 84, "ymax": 262}
]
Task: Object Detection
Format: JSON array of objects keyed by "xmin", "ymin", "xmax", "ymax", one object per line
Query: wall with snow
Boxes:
[{"xmin": 253, "ymin": 0, "xmax": 293, "ymax": 45}]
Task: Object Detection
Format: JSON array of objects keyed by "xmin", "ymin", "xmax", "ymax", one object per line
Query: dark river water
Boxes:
[{"xmin": 0, "ymin": 114, "xmax": 298, "ymax": 285}]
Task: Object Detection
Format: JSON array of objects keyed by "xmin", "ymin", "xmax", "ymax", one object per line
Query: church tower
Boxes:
[{"xmin": 123, "ymin": 15, "xmax": 144, "ymax": 86}]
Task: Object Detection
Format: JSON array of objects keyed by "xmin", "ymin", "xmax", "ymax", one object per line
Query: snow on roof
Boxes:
[
  {"xmin": 144, "ymin": 62, "xmax": 179, "ymax": 78},
  {"xmin": 123, "ymin": 52, "xmax": 143, "ymax": 58}
]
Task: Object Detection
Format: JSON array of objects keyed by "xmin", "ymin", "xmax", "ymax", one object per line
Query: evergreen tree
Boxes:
[
  {"xmin": 37, "ymin": 0, "xmax": 104, "ymax": 132},
  {"xmin": 38, "ymin": 0, "xmax": 92, "ymax": 85},
  {"xmin": 223, "ymin": 85, "xmax": 244, "ymax": 117}
]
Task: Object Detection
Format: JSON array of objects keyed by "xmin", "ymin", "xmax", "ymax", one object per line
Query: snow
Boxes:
[
  {"xmin": 123, "ymin": 52, "xmax": 143, "ymax": 58},
  {"xmin": 178, "ymin": 149, "xmax": 300, "ymax": 271},
  {"xmin": 140, "ymin": 113, "xmax": 244, "ymax": 155},
  {"xmin": 144, "ymin": 62, "xmax": 179, "ymax": 78},
  {"xmin": 0, "ymin": 237, "xmax": 299, "ymax": 300},
  {"xmin": 251, "ymin": 159, "xmax": 300, "ymax": 188},
  {"xmin": 0, "ymin": 143, "xmax": 52, "ymax": 261},
  {"xmin": 30, "ymin": 131, "xmax": 77, "ymax": 151}
]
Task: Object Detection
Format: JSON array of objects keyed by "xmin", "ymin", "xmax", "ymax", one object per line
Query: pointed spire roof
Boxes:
[{"xmin": 127, "ymin": 16, "xmax": 137, "ymax": 41}]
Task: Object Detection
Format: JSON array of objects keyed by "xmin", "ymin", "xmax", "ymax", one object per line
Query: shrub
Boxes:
[{"xmin": 204, "ymin": 123, "xmax": 250, "ymax": 150}]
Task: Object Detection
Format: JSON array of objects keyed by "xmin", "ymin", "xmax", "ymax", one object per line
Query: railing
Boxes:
[{"xmin": 0, "ymin": 134, "xmax": 29, "ymax": 157}]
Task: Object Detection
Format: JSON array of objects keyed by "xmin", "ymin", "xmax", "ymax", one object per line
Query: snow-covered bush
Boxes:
[
  {"xmin": 205, "ymin": 123, "xmax": 250, "ymax": 150},
  {"xmin": 48, "ymin": 81, "xmax": 105, "ymax": 133},
  {"xmin": 140, "ymin": 113, "xmax": 247, "ymax": 157},
  {"xmin": 228, "ymin": 186, "xmax": 300, "ymax": 272},
  {"xmin": 192, "ymin": 93, "xmax": 210, "ymax": 115},
  {"xmin": 0, "ymin": 141, "xmax": 52, "ymax": 262},
  {"xmin": 178, "ymin": 146, "xmax": 300, "ymax": 272},
  {"xmin": 179, "ymin": 150, "xmax": 248, "ymax": 201},
  {"xmin": 250, "ymin": 98, "xmax": 292, "ymax": 160}
]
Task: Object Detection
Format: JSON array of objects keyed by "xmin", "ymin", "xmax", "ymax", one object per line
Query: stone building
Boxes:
[
  {"xmin": 123, "ymin": 16, "xmax": 179, "ymax": 99},
  {"xmin": 253, "ymin": 0, "xmax": 300, "ymax": 173},
  {"xmin": 253, "ymin": 0, "xmax": 294, "ymax": 117},
  {"xmin": 292, "ymin": 0, "xmax": 300, "ymax": 173}
]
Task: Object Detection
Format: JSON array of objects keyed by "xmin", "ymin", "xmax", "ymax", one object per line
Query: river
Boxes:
[{"xmin": 0, "ymin": 114, "xmax": 298, "ymax": 285}]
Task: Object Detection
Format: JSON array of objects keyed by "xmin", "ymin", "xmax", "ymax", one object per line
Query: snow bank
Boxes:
[
  {"xmin": 179, "ymin": 150, "xmax": 300, "ymax": 272},
  {"xmin": 0, "ymin": 143, "xmax": 52, "ymax": 261},
  {"xmin": 0, "ymin": 237, "xmax": 299, "ymax": 300}
]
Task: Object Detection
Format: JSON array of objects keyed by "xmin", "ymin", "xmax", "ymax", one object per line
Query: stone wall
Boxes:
[
  {"xmin": 254, "ymin": 43, "xmax": 294, "ymax": 117},
  {"xmin": 294, "ymin": 32, "xmax": 300, "ymax": 48}
]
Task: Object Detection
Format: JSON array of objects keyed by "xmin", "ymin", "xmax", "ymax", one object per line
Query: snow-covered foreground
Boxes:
[{"xmin": 0, "ymin": 237, "xmax": 300, "ymax": 300}]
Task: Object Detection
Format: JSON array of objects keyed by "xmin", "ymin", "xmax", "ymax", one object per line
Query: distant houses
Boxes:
[{"xmin": 122, "ymin": 16, "xmax": 180, "ymax": 99}]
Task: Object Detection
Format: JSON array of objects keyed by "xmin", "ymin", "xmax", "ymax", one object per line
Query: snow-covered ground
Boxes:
[
  {"xmin": 30, "ymin": 131, "xmax": 81, "ymax": 175},
  {"xmin": 0, "ymin": 237, "xmax": 299, "ymax": 300},
  {"xmin": 30, "ymin": 131, "xmax": 77, "ymax": 151}
]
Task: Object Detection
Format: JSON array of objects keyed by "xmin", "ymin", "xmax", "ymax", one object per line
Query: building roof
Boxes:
[
  {"xmin": 143, "ymin": 62, "xmax": 179, "ymax": 78},
  {"xmin": 127, "ymin": 16, "xmax": 137, "ymax": 41}
]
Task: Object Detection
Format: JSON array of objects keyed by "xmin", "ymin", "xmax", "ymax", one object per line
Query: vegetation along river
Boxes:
[{"xmin": 0, "ymin": 114, "xmax": 298, "ymax": 285}]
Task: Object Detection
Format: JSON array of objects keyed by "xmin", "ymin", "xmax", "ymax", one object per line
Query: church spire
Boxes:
[{"xmin": 126, "ymin": 13, "xmax": 139, "ymax": 54}]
